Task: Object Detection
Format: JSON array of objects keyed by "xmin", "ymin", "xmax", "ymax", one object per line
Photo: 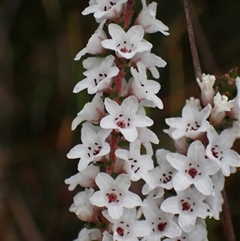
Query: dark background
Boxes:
[{"xmin": 1, "ymin": 0, "xmax": 240, "ymax": 240}]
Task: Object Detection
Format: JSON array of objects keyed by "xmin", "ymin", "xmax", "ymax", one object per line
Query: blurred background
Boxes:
[{"xmin": 1, "ymin": 0, "xmax": 240, "ymax": 240}]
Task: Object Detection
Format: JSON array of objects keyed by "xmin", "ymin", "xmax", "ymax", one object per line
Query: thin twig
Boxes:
[
  {"xmin": 221, "ymin": 188, "xmax": 236, "ymax": 241},
  {"xmin": 183, "ymin": 0, "xmax": 202, "ymax": 79},
  {"xmin": 182, "ymin": 2, "xmax": 236, "ymax": 241}
]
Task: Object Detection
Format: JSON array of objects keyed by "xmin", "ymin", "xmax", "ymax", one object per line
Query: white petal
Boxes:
[
  {"xmin": 194, "ymin": 176, "xmax": 213, "ymax": 195},
  {"xmin": 115, "ymin": 174, "xmax": 131, "ymax": 190},
  {"xmin": 123, "ymin": 192, "xmax": 142, "ymax": 208},
  {"xmin": 166, "ymin": 153, "xmax": 187, "ymax": 171},
  {"xmin": 67, "ymin": 144, "xmax": 85, "ymax": 159},
  {"xmin": 73, "ymin": 78, "xmax": 89, "ymax": 93},
  {"xmin": 100, "ymin": 115, "xmax": 117, "ymax": 129},
  {"xmin": 178, "ymin": 213, "xmax": 196, "ymax": 232},
  {"xmin": 108, "ymin": 23, "xmax": 125, "ymax": 41},
  {"xmin": 132, "ymin": 221, "xmax": 152, "ymax": 237},
  {"xmin": 121, "ymin": 128, "xmax": 138, "ymax": 142},
  {"xmin": 108, "ymin": 205, "xmax": 123, "ymax": 219},
  {"xmin": 161, "ymin": 196, "xmax": 179, "ymax": 214},
  {"xmin": 95, "ymin": 172, "xmax": 113, "ymax": 191},
  {"xmin": 104, "ymin": 98, "xmax": 120, "ymax": 116},
  {"xmin": 90, "ymin": 191, "xmax": 106, "ymax": 207},
  {"xmin": 173, "ymin": 172, "xmax": 191, "ymax": 191}
]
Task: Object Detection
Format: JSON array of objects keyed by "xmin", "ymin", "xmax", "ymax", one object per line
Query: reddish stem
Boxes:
[
  {"xmin": 106, "ymin": 131, "xmax": 119, "ymax": 174},
  {"xmin": 115, "ymin": 67, "xmax": 125, "ymax": 98},
  {"xmin": 123, "ymin": 0, "xmax": 135, "ymax": 30}
]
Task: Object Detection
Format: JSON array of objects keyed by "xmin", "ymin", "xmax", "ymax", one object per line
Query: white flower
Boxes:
[
  {"xmin": 64, "ymin": 164, "xmax": 100, "ymax": 190},
  {"xmin": 137, "ymin": 127, "xmax": 159, "ymax": 156},
  {"xmin": 164, "ymin": 221, "xmax": 208, "ymax": 241},
  {"xmin": 196, "ymin": 73, "xmax": 216, "ymax": 106},
  {"xmin": 102, "ymin": 231, "xmax": 113, "ymax": 241},
  {"xmin": 102, "ymin": 208, "xmax": 151, "ymax": 241},
  {"xmin": 90, "ymin": 173, "xmax": 142, "ymax": 219},
  {"xmin": 142, "ymin": 149, "xmax": 176, "ymax": 195},
  {"xmin": 206, "ymin": 126, "xmax": 240, "ymax": 176},
  {"xmin": 136, "ymin": 0, "xmax": 169, "ymax": 35},
  {"xmin": 70, "ymin": 188, "xmax": 95, "ymax": 222},
  {"xmin": 231, "ymin": 76, "xmax": 240, "ymax": 120},
  {"xmin": 161, "ymin": 187, "xmax": 211, "ymax": 232},
  {"xmin": 130, "ymin": 62, "xmax": 163, "ymax": 109},
  {"xmin": 166, "ymin": 140, "xmax": 218, "ymax": 195},
  {"xmin": 82, "ymin": 0, "xmax": 127, "ymax": 23},
  {"xmin": 155, "ymin": 149, "xmax": 177, "ymax": 189},
  {"xmin": 165, "ymin": 103, "xmax": 211, "ymax": 139},
  {"xmin": 210, "ymin": 92, "xmax": 234, "ymax": 125},
  {"xmin": 145, "ymin": 187, "xmax": 165, "ymax": 205},
  {"xmin": 186, "ymin": 97, "xmax": 202, "ymax": 111},
  {"xmin": 163, "ymin": 127, "xmax": 188, "ymax": 155},
  {"xmin": 101, "ymin": 24, "xmax": 152, "ymax": 59},
  {"xmin": 71, "ymin": 94, "xmax": 105, "ymax": 130},
  {"xmin": 73, "ymin": 55, "xmax": 119, "ymax": 94},
  {"xmin": 73, "ymin": 227, "xmax": 102, "ymax": 241},
  {"xmin": 205, "ymin": 172, "xmax": 225, "ymax": 220},
  {"xmin": 74, "ymin": 21, "xmax": 107, "ymax": 61},
  {"xmin": 130, "ymin": 51, "xmax": 167, "ymax": 78},
  {"xmin": 115, "ymin": 140, "xmax": 155, "ymax": 188},
  {"xmin": 67, "ymin": 125, "xmax": 111, "ymax": 171},
  {"xmin": 100, "ymin": 95, "xmax": 153, "ymax": 142},
  {"xmin": 142, "ymin": 199, "xmax": 182, "ymax": 240}
]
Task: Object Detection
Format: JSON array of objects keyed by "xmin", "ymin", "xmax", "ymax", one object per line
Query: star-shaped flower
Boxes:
[
  {"xmin": 71, "ymin": 94, "xmax": 105, "ymax": 130},
  {"xmin": 69, "ymin": 188, "xmax": 95, "ymax": 222},
  {"xmin": 74, "ymin": 21, "xmax": 107, "ymax": 61},
  {"xmin": 73, "ymin": 55, "xmax": 119, "ymax": 94},
  {"xmin": 204, "ymin": 172, "xmax": 225, "ymax": 220},
  {"xmin": 101, "ymin": 24, "xmax": 152, "ymax": 59},
  {"xmin": 100, "ymin": 95, "xmax": 153, "ymax": 142},
  {"xmin": 67, "ymin": 125, "xmax": 111, "ymax": 172},
  {"xmin": 130, "ymin": 51, "xmax": 167, "ymax": 78},
  {"xmin": 102, "ymin": 207, "xmax": 151, "ymax": 241},
  {"xmin": 164, "ymin": 220, "xmax": 208, "ymax": 241},
  {"xmin": 142, "ymin": 199, "xmax": 182, "ymax": 240},
  {"xmin": 165, "ymin": 103, "xmax": 211, "ymax": 140},
  {"xmin": 115, "ymin": 140, "xmax": 155, "ymax": 188},
  {"xmin": 166, "ymin": 140, "xmax": 218, "ymax": 195},
  {"xmin": 196, "ymin": 73, "xmax": 216, "ymax": 106},
  {"xmin": 206, "ymin": 126, "xmax": 240, "ymax": 176},
  {"xmin": 130, "ymin": 62, "xmax": 163, "ymax": 109},
  {"xmin": 90, "ymin": 173, "xmax": 142, "ymax": 219},
  {"xmin": 137, "ymin": 127, "xmax": 159, "ymax": 156},
  {"xmin": 74, "ymin": 227, "xmax": 102, "ymax": 241},
  {"xmin": 82, "ymin": 0, "xmax": 128, "ymax": 23},
  {"xmin": 210, "ymin": 92, "xmax": 234, "ymax": 125},
  {"xmin": 231, "ymin": 76, "xmax": 240, "ymax": 120},
  {"xmin": 65, "ymin": 164, "xmax": 100, "ymax": 191},
  {"xmin": 161, "ymin": 187, "xmax": 211, "ymax": 233},
  {"xmin": 136, "ymin": 0, "xmax": 169, "ymax": 35},
  {"xmin": 142, "ymin": 149, "xmax": 176, "ymax": 195}
]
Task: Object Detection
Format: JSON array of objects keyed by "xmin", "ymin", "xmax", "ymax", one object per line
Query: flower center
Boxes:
[
  {"xmin": 115, "ymin": 114, "xmax": 131, "ymax": 129},
  {"xmin": 116, "ymin": 227, "xmax": 124, "ymax": 237},
  {"xmin": 87, "ymin": 143, "xmax": 102, "ymax": 157},
  {"xmin": 93, "ymin": 73, "xmax": 108, "ymax": 86},
  {"xmin": 161, "ymin": 172, "xmax": 173, "ymax": 184},
  {"xmin": 185, "ymin": 121, "xmax": 200, "ymax": 132},
  {"xmin": 188, "ymin": 168, "xmax": 198, "ymax": 178},
  {"xmin": 157, "ymin": 222, "xmax": 167, "ymax": 232},
  {"xmin": 211, "ymin": 145, "xmax": 223, "ymax": 161},
  {"xmin": 182, "ymin": 202, "xmax": 191, "ymax": 211},
  {"xmin": 107, "ymin": 193, "xmax": 118, "ymax": 203},
  {"xmin": 117, "ymin": 120, "xmax": 126, "ymax": 128}
]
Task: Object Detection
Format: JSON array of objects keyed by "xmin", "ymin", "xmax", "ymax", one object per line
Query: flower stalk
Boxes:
[{"xmin": 65, "ymin": 1, "xmax": 240, "ymax": 241}]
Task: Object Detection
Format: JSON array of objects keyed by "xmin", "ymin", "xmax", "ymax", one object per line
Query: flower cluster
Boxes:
[{"xmin": 65, "ymin": 1, "xmax": 240, "ymax": 241}]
